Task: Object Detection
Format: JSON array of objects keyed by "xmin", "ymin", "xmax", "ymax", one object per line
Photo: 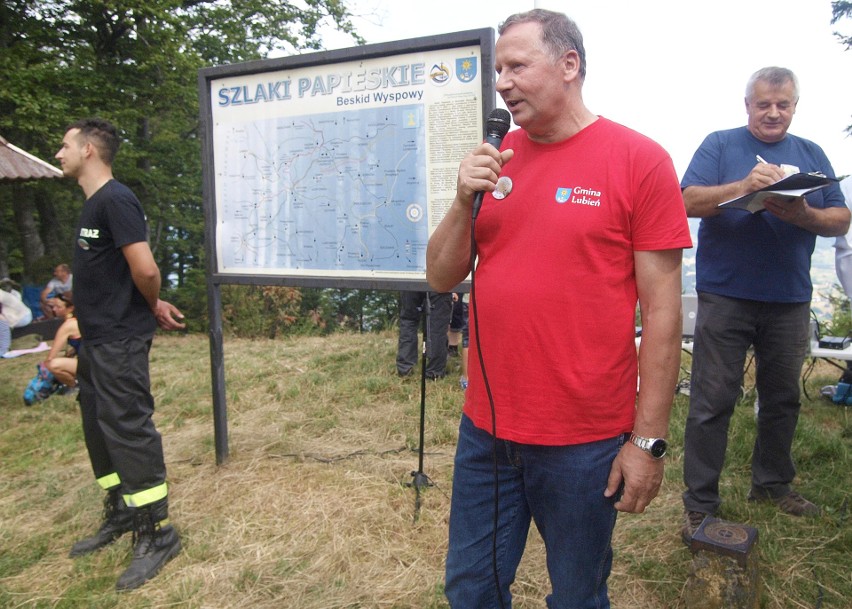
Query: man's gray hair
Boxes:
[
  {"xmin": 498, "ymin": 9, "xmax": 586, "ymax": 80},
  {"xmin": 746, "ymin": 67, "xmax": 799, "ymax": 101}
]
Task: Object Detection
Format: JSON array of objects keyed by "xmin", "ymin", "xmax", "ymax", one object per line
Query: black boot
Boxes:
[
  {"xmin": 115, "ymin": 498, "xmax": 181, "ymax": 591},
  {"xmin": 69, "ymin": 488, "xmax": 134, "ymax": 557}
]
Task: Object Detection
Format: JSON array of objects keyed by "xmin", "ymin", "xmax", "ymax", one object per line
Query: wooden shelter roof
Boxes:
[{"xmin": 0, "ymin": 136, "xmax": 63, "ymax": 182}]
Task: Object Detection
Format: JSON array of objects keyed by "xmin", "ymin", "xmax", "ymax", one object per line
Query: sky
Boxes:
[{"xmin": 320, "ymin": 0, "xmax": 852, "ymax": 179}]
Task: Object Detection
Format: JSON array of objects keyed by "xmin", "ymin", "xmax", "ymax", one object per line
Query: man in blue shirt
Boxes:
[{"xmin": 680, "ymin": 67, "xmax": 849, "ymax": 542}]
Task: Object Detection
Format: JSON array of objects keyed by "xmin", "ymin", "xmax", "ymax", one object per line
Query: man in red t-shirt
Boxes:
[{"xmin": 427, "ymin": 9, "xmax": 691, "ymax": 608}]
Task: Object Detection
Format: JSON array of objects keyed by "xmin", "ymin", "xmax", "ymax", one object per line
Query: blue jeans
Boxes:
[
  {"xmin": 0, "ymin": 319, "xmax": 10, "ymax": 355},
  {"xmin": 682, "ymin": 292, "xmax": 809, "ymax": 514},
  {"xmin": 445, "ymin": 415, "xmax": 623, "ymax": 609}
]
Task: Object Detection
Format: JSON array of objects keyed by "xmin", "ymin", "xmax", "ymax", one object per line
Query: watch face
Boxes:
[{"xmin": 650, "ymin": 439, "xmax": 668, "ymax": 459}]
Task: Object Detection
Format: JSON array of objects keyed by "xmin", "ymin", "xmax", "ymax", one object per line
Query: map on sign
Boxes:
[
  {"xmin": 204, "ymin": 38, "xmax": 489, "ymax": 284},
  {"xmin": 216, "ymin": 105, "xmax": 427, "ymax": 274}
]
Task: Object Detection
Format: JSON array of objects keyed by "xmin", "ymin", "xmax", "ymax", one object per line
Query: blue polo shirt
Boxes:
[{"xmin": 682, "ymin": 127, "xmax": 845, "ymax": 303}]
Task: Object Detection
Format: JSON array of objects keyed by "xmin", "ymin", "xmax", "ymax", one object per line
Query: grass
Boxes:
[{"xmin": 0, "ymin": 332, "xmax": 850, "ymax": 608}]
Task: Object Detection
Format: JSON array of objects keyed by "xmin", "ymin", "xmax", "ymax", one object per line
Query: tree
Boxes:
[
  {"xmin": 0, "ymin": 0, "xmax": 363, "ymax": 287},
  {"xmin": 832, "ymin": 1, "xmax": 852, "ymax": 135},
  {"xmin": 0, "ymin": 1, "xmax": 80, "ymax": 282}
]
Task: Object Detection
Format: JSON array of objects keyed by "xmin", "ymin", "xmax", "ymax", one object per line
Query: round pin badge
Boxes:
[{"xmin": 493, "ymin": 176, "xmax": 513, "ymax": 200}]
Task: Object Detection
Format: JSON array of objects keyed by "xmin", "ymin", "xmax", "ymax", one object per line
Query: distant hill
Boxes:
[{"xmin": 682, "ymin": 221, "xmax": 842, "ymax": 320}]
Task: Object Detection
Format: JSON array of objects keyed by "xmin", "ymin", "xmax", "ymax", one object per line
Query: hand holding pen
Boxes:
[
  {"xmin": 753, "ymin": 154, "xmax": 807, "ymax": 220},
  {"xmin": 757, "ymin": 155, "xmax": 799, "ymax": 178},
  {"xmin": 746, "ymin": 154, "xmax": 786, "ymax": 191}
]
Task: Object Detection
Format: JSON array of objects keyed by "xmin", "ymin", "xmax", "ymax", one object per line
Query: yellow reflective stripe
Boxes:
[
  {"xmin": 96, "ymin": 473, "xmax": 121, "ymax": 490},
  {"xmin": 123, "ymin": 482, "xmax": 168, "ymax": 508}
]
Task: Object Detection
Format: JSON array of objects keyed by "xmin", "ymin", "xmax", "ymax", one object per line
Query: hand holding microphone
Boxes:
[{"xmin": 471, "ymin": 109, "xmax": 512, "ymax": 220}]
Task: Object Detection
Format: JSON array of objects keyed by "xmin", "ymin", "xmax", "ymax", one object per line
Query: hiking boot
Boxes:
[
  {"xmin": 69, "ymin": 488, "xmax": 134, "ymax": 557},
  {"xmin": 681, "ymin": 510, "xmax": 707, "ymax": 545},
  {"xmin": 748, "ymin": 490, "xmax": 820, "ymax": 517},
  {"xmin": 115, "ymin": 499, "xmax": 182, "ymax": 591}
]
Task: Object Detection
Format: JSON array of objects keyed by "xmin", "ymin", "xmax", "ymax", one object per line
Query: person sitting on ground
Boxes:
[
  {"xmin": 1, "ymin": 277, "xmax": 34, "ymax": 329},
  {"xmin": 1, "ymin": 278, "xmax": 34, "ymax": 354},
  {"xmin": 43, "ymin": 292, "xmax": 80, "ymax": 389},
  {"xmin": 40, "ymin": 263, "xmax": 73, "ymax": 319}
]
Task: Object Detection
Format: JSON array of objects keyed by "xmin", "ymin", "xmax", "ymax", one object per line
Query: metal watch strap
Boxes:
[{"xmin": 629, "ymin": 433, "xmax": 667, "ymax": 459}]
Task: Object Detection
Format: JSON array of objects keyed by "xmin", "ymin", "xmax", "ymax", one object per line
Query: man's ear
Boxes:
[{"xmin": 562, "ymin": 50, "xmax": 581, "ymax": 83}]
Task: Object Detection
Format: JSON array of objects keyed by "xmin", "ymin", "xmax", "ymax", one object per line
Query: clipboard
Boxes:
[{"xmin": 718, "ymin": 172, "xmax": 838, "ymax": 214}]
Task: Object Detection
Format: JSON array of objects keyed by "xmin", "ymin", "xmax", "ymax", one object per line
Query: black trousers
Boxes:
[
  {"xmin": 682, "ymin": 293, "xmax": 809, "ymax": 514},
  {"xmin": 77, "ymin": 336, "xmax": 167, "ymax": 505},
  {"xmin": 396, "ymin": 291, "xmax": 452, "ymax": 378}
]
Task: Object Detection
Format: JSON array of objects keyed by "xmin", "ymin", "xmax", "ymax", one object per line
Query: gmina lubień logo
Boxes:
[{"xmin": 555, "ymin": 186, "xmax": 601, "ymax": 207}]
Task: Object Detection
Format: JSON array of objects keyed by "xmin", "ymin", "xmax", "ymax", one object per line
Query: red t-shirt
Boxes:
[{"xmin": 464, "ymin": 117, "xmax": 692, "ymax": 445}]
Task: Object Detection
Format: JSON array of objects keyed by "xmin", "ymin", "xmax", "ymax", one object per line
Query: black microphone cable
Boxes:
[
  {"xmin": 467, "ymin": 107, "xmax": 510, "ymax": 609},
  {"xmin": 468, "ymin": 214, "xmax": 506, "ymax": 609}
]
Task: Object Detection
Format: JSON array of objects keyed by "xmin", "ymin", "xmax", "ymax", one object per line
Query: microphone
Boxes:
[{"xmin": 471, "ymin": 108, "xmax": 512, "ymax": 219}]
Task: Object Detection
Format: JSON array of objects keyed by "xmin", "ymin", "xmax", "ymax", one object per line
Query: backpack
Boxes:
[
  {"xmin": 23, "ymin": 362, "xmax": 61, "ymax": 406},
  {"xmin": 831, "ymin": 381, "xmax": 852, "ymax": 406}
]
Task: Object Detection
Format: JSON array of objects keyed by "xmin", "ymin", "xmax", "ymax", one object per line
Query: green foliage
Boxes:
[
  {"xmin": 163, "ymin": 275, "xmax": 402, "ymax": 338},
  {"xmin": 0, "ymin": 1, "xmax": 430, "ymax": 343},
  {"xmin": 832, "ymin": 1, "xmax": 852, "ymax": 136},
  {"xmin": 822, "ymin": 284, "xmax": 852, "ymax": 337},
  {"xmin": 0, "ymin": 0, "xmax": 363, "ymax": 285},
  {"xmin": 163, "ymin": 267, "xmax": 210, "ymax": 330},
  {"xmin": 833, "ymin": 1, "xmax": 852, "ymax": 42},
  {"xmin": 298, "ymin": 288, "xmax": 400, "ymax": 334},
  {"xmin": 211, "ymin": 284, "xmax": 399, "ymax": 338},
  {"xmin": 221, "ymin": 284, "xmax": 303, "ymax": 338}
]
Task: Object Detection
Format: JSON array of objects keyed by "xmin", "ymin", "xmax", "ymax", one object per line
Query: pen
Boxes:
[{"xmin": 756, "ymin": 155, "xmax": 768, "ymax": 164}]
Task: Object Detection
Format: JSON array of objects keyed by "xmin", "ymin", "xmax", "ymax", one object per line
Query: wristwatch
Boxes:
[{"xmin": 629, "ymin": 433, "xmax": 668, "ymax": 459}]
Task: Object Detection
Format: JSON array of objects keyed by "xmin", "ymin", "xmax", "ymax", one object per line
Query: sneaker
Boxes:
[
  {"xmin": 681, "ymin": 510, "xmax": 707, "ymax": 545},
  {"xmin": 748, "ymin": 490, "xmax": 820, "ymax": 517},
  {"xmin": 820, "ymin": 384, "xmax": 837, "ymax": 400}
]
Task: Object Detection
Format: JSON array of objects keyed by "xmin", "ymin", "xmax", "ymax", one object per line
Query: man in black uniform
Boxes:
[{"xmin": 55, "ymin": 118, "xmax": 185, "ymax": 591}]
